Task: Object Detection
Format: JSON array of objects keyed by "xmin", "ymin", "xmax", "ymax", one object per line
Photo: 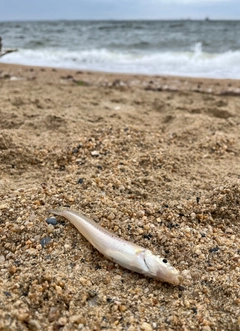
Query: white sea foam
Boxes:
[{"xmin": 1, "ymin": 46, "xmax": 240, "ymax": 79}]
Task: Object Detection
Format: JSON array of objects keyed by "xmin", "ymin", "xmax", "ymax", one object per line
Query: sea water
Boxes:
[{"xmin": 0, "ymin": 20, "xmax": 240, "ymax": 78}]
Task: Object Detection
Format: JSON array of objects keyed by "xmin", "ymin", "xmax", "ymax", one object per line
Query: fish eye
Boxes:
[{"xmin": 162, "ymin": 259, "xmax": 168, "ymax": 264}]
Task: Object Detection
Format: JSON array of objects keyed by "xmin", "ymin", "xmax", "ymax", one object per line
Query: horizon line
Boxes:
[{"xmin": 1, "ymin": 18, "xmax": 240, "ymax": 23}]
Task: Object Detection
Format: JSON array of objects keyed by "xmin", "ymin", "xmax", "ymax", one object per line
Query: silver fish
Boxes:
[{"xmin": 49, "ymin": 209, "xmax": 180, "ymax": 285}]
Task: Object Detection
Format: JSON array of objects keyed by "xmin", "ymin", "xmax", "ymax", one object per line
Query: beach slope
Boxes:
[{"xmin": 0, "ymin": 63, "xmax": 240, "ymax": 330}]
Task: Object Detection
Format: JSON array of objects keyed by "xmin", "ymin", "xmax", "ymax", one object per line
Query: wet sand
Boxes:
[{"xmin": 0, "ymin": 63, "xmax": 240, "ymax": 330}]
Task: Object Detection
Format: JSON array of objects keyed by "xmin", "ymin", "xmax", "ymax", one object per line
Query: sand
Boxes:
[{"xmin": 0, "ymin": 63, "xmax": 240, "ymax": 331}]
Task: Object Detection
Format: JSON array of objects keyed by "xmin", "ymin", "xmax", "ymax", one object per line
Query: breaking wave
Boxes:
[{"xmin": 1, "ymin": 44, "xmax": 240, "ymax": 79}]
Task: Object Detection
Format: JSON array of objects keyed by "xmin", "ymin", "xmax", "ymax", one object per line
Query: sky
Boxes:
[{"xmin": 0, "ymin": 0, "xmax": 239, "ymax": 21}]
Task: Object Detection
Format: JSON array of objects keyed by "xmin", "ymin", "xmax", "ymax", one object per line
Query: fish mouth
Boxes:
[
  {"xmin": 167, "ymin": 270, "xmax": 181, "ymax": 285},
  {"xmin": 155, "ymin": 267, "xmax": 181, "ymax": 285}
]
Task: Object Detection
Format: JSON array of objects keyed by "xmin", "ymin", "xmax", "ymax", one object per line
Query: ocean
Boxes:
[{"xmin": 0, "ymin": 20, "xmax": 240, "ymax": 79}]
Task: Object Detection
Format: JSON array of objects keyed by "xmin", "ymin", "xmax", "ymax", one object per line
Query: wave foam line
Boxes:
[{"xmin": 1, "ymin": 48, "xmax": 240, "ymax": 79}]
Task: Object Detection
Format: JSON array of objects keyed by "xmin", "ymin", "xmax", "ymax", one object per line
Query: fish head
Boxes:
[{"xmin": 143, "ymin": 250, "xmax": 180, "ymax": 285}]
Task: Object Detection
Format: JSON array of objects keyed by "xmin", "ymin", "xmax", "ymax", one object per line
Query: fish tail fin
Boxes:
[{"xmin": 48, "ymin": 209, "xmax": 64, "ymax": 216}]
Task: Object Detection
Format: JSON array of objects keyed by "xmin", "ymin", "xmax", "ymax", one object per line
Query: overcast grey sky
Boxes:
[{"xmin": 0, "ymin": 0, "xmax": 239, "ymax": 21}]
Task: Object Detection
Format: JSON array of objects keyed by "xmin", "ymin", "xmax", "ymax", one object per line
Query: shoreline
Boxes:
[{"xmin": 1, "ymin": 62, "xmax": 240, "ymax": 96}]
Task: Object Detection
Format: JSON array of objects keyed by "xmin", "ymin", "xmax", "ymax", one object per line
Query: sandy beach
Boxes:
[{"xmin": 0, "ymin": 63, "xmax": 240, "ymax": 330}]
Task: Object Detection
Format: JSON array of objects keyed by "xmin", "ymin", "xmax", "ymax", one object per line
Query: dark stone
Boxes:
[
  {"xmin": 77, "ymin": 178, "xmax": 84, "ymax": 184},
  {"xmin": 40, "ymin": 237, "xmax": 52, "ymax": 248},
  {"xmin": 209, "ymin": 246, "xmax": 219, "ymax": 253},
  {"xmin": 46, "ymin": 217, "xmax": 57, "ymax": 226},
  {"xmin": 191, "ymin": 307, "xmax": 197, "ymax": 314},
  {"xmin": 106, "ymin": 297, "xmax": 114, "ymax": 303},
  {"xmin": 72, "ymin": 148, "xmax": 79, "ymax": 154},
  {"xmin": 59, "ymin": 165, "xmax": 65, "ymax": 171},
  {"xmin": 143, "ymin": 233, "xmax": 152, "ymax": 240}
]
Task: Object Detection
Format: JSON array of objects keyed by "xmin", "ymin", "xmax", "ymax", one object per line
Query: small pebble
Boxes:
[
  {"xmin": 47, "ymin": 224, "xmax": 54, "ymax": 233},
  {"xmin": 88, "ymin": 295, "xmax": 98, "ymax": 307},
  {"xmin": 48, "ymin": 307, "xmax": 60, "ymax": 322},
  {"xmin": 141, "ymin": 322, "xmax": 153, "ymax": 331},
  {"xmin": 77, "ymin": 178, "xmax": 84, "ymax": 184},
  {"xmin": 72, "ymin": 148, "xmax": 79, "ymax": 154},
  {"xmin": 202, "ymin": 326, "xmax": 211, "ymax": 331},
  {"xmin": 69, "ymin": 314, "xmax": 85, "ymax": 324},
  {"xmin": 190, "ymin": 212, "xmax": 196, "ymax": 220},
  {"xmin": 8, "ymin": 265, "xmax": 17, "ymax": 274},
  {"xmin": 17, "ymin": 311, "xmax": 29, "ymax": 322},
  {"xmin": 209, "ymin": 247, "xmax": 219, "ymax": 253},
  {"xmin": 91, "ymin": 150, "xmax": 99, "ymax": 157},
  {"xmin": 46, "ymin": 217, "xmax": 57, "ymax": 226},
  {"xmin": 40, "ymin": 237, "xmax": 52, "ymax": 248},
  {"xmin": 28, "ymin": 319, "xmax": 41, "ymax": 330},
  {"xmin": 79, "ymin": 277, "xmax": 88, "ymax": 286},
  {"xmin": 0, "ymin": 255, "xmax": 5, "ymax": 263},
  {"xmin": 58, "ymin": 317, "xmax": 67, "ymax": 326},
  {"xmin": 0, "ymin": 204, "xmax": 8, "ymax": 210}
]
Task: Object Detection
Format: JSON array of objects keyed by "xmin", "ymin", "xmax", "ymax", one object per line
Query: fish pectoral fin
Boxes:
[{"xmin": 104, "ymin": 249, "xmax": 146, "ymax": 274}]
